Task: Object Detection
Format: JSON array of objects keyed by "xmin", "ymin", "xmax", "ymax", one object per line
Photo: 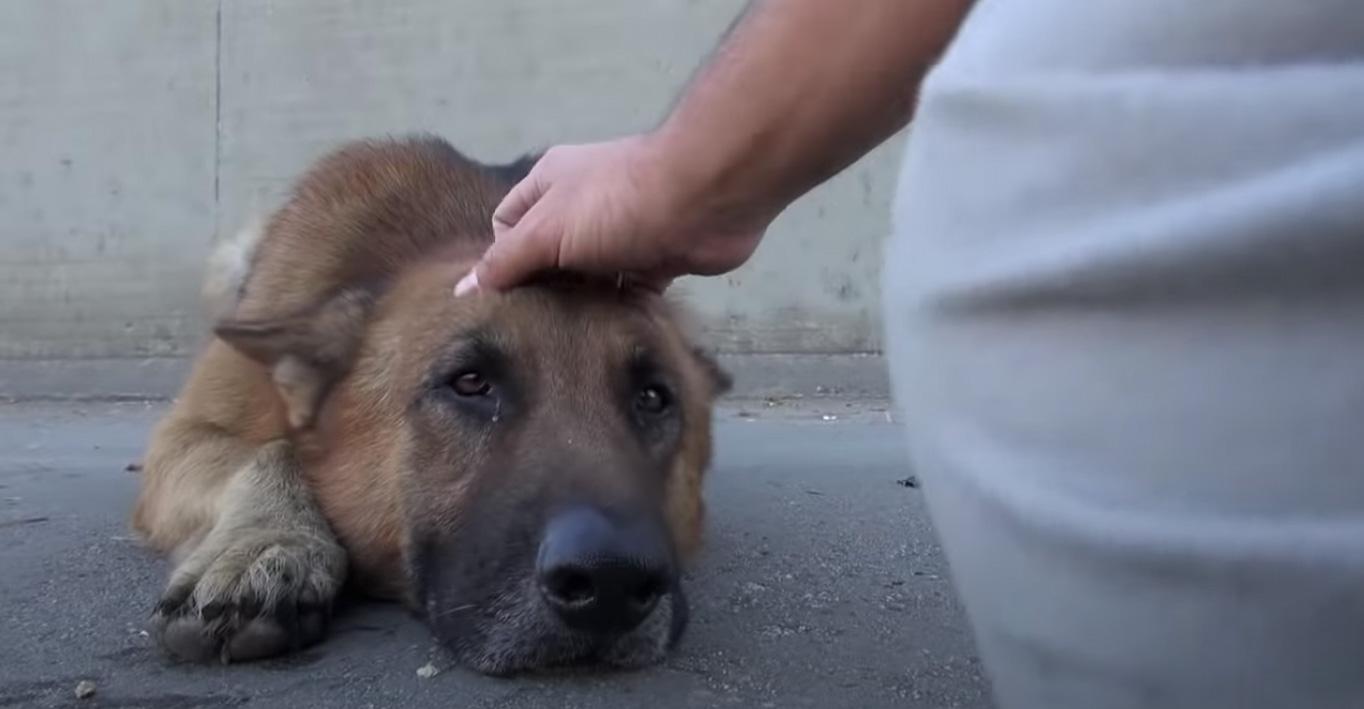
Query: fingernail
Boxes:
[{"xmin": 454, "ymin": 271, "xmax": 479, "ymax": 297}]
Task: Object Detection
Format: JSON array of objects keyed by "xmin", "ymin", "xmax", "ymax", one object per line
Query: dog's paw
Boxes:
[{"xmin": 151, "ymin": 529, "xmax": 346, "ymax": 663}]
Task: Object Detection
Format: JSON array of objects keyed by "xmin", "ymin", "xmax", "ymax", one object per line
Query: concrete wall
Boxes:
[{"xmin": 1, "ymin": 1, "xmax": 906, "ymax": 372}]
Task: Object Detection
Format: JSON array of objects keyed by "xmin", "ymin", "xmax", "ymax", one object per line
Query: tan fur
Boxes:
[
  {"xmin": 132, "ymin": 136, "xmax": 724, "ymax": 666},
  {"xmin": 135, "ymin": 137, "xmax": 512, "ymax": 550}
]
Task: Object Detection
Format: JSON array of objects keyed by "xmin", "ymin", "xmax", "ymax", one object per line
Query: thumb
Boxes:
[
  {"xmin": 456, "ymin": 208, "xmax": 560, "ymax": 296},
  {"xmin": 454, "ymin": 168, "xmax": 553, "ymax": 298},
  {"xmin": 491, "ymin": 162, "xmax": 548, "ymax": 235}
]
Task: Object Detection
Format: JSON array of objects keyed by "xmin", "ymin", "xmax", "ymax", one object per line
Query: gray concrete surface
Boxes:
[
  {"xmin": 0, "ymin": 400, "xmax": 991, "ymax": 709},
  {"xmin": 1, "ymin": 1, "xmax": 217, "ymax": 360},
  {"xmin": 1, "ymin": 0, "xmax": 905, "ymax": 364}
]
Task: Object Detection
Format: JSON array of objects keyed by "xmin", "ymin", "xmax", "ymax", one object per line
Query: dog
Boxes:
[{"xmin": 131, "ymin": 135, "xmax": 730, "ymax": 675}]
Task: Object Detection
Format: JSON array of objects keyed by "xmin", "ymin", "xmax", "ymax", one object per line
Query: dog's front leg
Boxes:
[{"xmin": 151, "ymin": 440, "xmax": 347, "ymax": 663}]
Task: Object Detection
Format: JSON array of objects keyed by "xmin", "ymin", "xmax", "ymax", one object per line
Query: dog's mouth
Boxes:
[{"xmin": 424, "ymin": 578, "xmax": 689, "ymax": 676}]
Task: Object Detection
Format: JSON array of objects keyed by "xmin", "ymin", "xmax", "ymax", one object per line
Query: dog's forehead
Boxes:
[{"xmin": 374, "ymin": 265, "xmax": 678, "ymax": 379}]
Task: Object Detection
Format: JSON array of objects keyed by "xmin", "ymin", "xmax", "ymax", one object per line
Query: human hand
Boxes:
[{"xmin": 454, "ymin": 134, "xmax": 772, "ymax": 296}]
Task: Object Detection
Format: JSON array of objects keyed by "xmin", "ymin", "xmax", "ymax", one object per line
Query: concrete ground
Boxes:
[{"xmin": 0, "ymin": 399, "xmax": 991, "ymax": 709}]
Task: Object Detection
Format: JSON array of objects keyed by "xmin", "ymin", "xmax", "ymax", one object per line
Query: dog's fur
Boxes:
[{"xmin": 132, "ymin": 135, "xmax": 728, "ymax": 674}]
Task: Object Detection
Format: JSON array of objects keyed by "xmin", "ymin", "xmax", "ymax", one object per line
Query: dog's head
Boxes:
[{"xmin": 216, "ymin": 261, "xmax": 728, "ymax": 675}]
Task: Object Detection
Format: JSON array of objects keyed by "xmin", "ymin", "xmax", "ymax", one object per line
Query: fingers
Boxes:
[
  {"xmin": 491, "ymin": 161, "xmax": 548, "ymax": 236},
  {"xmin": 453, "ymin": 138, "xmax": 687, "ymax": 298},
  {"xmin": 458, "ymin": 205, "xmax": 561, "ymax": 296},
  {"xmin": 457, "ymin": 164, "xmax": 554, "ymax": 297},
  {"xmin": 453, "ymin": 269, "xmax": 481, "ymax": 297}
]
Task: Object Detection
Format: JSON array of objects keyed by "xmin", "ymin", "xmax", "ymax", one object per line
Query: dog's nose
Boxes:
[{"xmin": 536, "ymin": 506, "xmax": 674, "ymax": 635}]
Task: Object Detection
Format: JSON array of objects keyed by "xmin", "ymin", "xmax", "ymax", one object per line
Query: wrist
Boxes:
[{"xmin": 642, "ymin": 121, "xmax": 783, "ymax": 234}]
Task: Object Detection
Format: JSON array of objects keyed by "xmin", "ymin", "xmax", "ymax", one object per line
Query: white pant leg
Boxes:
[{"xmin": 883, "ymin": 2, "xmax": 1364, "ymax": 707}]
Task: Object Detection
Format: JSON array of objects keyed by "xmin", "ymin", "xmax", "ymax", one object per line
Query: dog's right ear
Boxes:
[
  {"xmin": 691, "ymin": 347, "xmax": 733, "ymax": 399},
  {"xmin": 214, "ymin": 288, "xmax": 372, "ymax": 431}
]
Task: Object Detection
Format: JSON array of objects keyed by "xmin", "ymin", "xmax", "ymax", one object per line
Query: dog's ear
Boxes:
[
  {"xmin": 215, "ymin": 289, "xmax": 372, "ymax": 431},
  {"xmin": 654, "ymin": 290, "xmax": 733, "ymax": 399},
  {"xmin": 691, "ymin": 347, "xmax": 733, "ymax": 398}
]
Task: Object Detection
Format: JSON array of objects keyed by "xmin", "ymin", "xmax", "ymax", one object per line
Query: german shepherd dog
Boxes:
[{"xmin": 131, "ymin": 136, "xmax": 729, "ymax": 675}]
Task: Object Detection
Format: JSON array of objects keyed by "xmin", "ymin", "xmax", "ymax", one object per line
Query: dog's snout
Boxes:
[
  {"xmin": 536, "ymin": 506, "xmax": 674, "ymax": 635},
  {"xmin": 540, "ymin": 561, "xmax": 665, "ymax": 631}
]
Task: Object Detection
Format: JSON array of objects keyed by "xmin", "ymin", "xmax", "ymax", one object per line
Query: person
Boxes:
[{"xmin": 457, "ymin": 1, "xmax": 1364, "ymax": 707}]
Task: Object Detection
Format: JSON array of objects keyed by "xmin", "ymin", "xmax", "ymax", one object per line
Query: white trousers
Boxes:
[{"xmin": 883, "ymin": 2, "xmax": 1364, "ymax": 707}]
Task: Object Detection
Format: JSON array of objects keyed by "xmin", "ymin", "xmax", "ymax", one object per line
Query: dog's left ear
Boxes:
[
  {"xmin": 656, "ymin": 291, "xmax": 733, "ymax": 399},
  {"xmin": 214, "ymin": 288, "xmax": 372, "ymax": 431},
  {"xmin": 692, "ymin": 347, "xmax": 733, "ymax": 398}
]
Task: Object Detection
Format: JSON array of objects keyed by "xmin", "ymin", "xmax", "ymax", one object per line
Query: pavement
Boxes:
[{"xmin": 0, "ymin": 398, "xmax": 992, "ymax": 709}]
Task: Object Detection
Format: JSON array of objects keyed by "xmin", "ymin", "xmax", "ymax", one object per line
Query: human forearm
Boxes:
[
  {"xmin": 459, "ymin": 0, "xmax": 971, "ymax": 296},
  {"xmin": 651, "ymin": 0, "xmax": 972, "ymax": 220}
]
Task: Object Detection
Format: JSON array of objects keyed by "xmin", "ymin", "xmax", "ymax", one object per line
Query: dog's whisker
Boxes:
[{"xmin": 430, "ymin": 603, "xmax": 478, "ymax": 619}]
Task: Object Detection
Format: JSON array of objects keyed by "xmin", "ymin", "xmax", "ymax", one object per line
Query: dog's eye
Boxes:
[
  {"xmin": 635, "ymin": 385, "xmax": 671, "ymax": 416},
  {"xmin": 451, "ymin": 371, "xmax": 492, "ymax": 397}
]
